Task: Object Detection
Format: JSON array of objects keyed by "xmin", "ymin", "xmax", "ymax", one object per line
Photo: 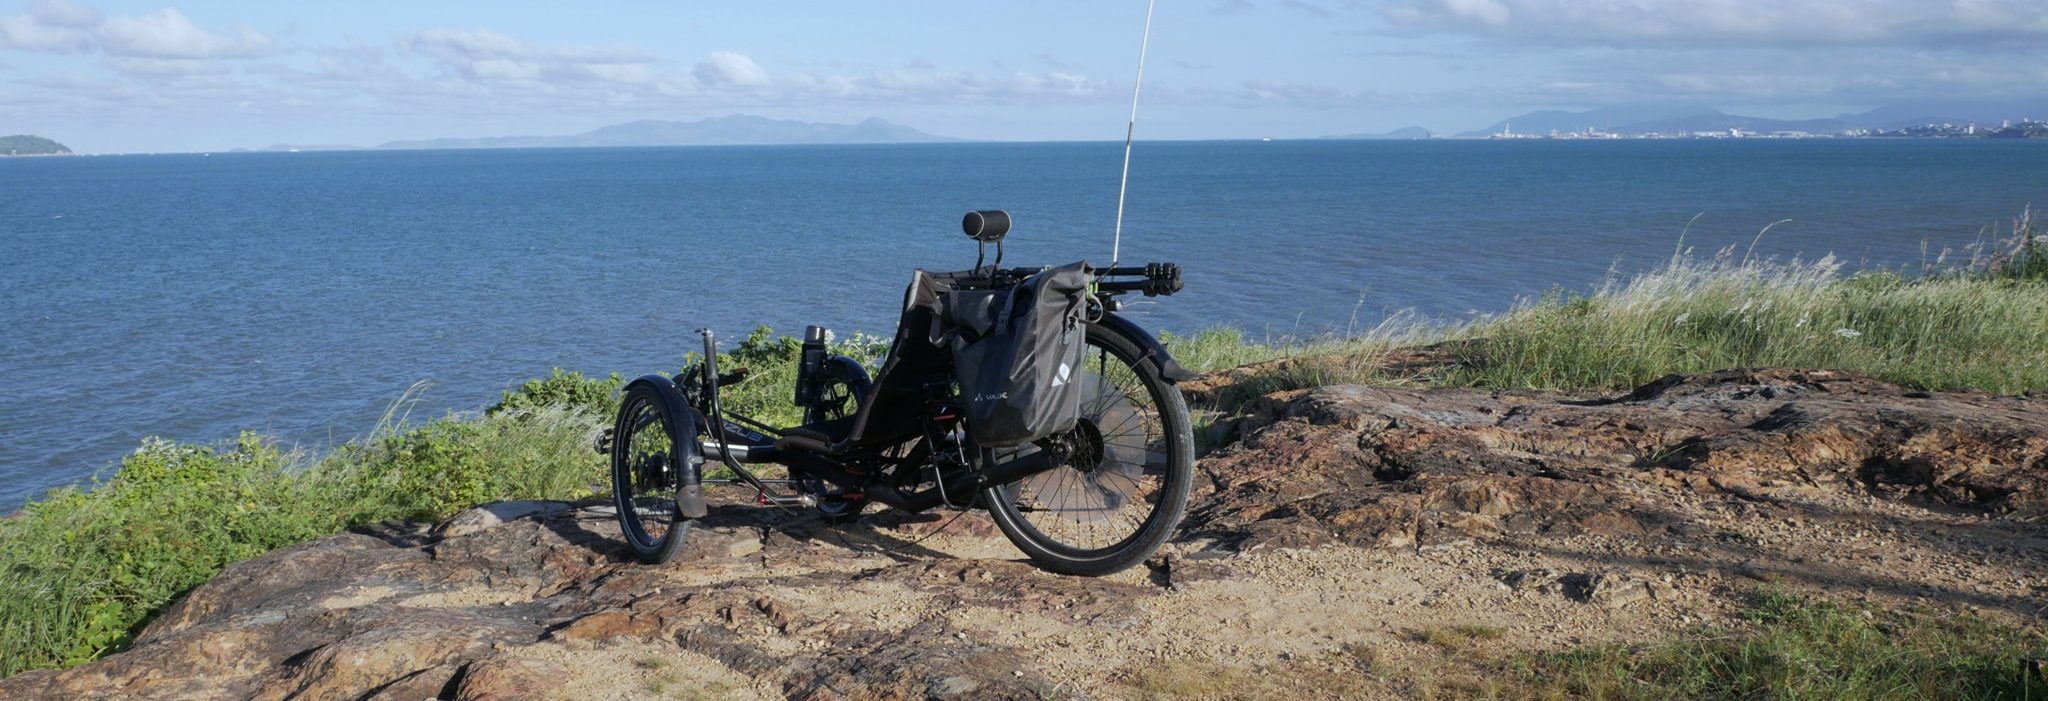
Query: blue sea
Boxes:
[{"xmin": 3, "ymin": 140, "xmax": 2046, "ymax": 509}]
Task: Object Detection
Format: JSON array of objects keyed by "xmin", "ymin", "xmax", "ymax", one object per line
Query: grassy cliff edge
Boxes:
[{"xmin": 1, "ymin": 214, "xmax": 2043, "ymax": 693}]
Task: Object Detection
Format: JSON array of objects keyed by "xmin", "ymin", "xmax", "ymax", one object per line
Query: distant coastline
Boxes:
[{"xmin": 1325, "ymin": 100, "xmax": 2048, "ymax": 141}]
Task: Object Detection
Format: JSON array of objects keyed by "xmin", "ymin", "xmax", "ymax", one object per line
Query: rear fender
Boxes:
[
  {"xmin": 1094, "ymin": 313, "xmax": 1198, "ymax": 383},
  {"xmin": 621, "ymin": 375, "xmax": 708, "ymax": 518}
]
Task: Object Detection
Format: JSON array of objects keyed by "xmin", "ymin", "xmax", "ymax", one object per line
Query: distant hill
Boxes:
[
  {"xmin": 257, "ymin": 144, "xmax": 362, "ymax": 152},
  {"xmin": 0, "ymin": 135, "xmax": 72, "ymax": 156},
  {"xmin": 379, "ymin": 115, "xmax": 960, "ymax": 150},
  {"xmin": 1325, "ymin": 126, "xmax": 1432, "ymax": 140}
]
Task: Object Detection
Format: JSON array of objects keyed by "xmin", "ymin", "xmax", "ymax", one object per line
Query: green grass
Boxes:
[
  {"xmin": 0, "ymin": 386, "xmax": 614, "ymax": 676},
  {"xmin": 1453, "ymin": 251, "xmax": 2048, "ymax": 393},
  {"xmin": 1503, "ymin": 589, "xmax": 2048, "ymax": 700},
  {"xmin": 1172, "ymin": 211, "xmax": 2048, "ymax": 401}
]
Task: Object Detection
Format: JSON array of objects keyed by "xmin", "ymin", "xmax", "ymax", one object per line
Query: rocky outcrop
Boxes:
[
  {"xmin": 1189, "ymin": 368, "xmax": 2048, "ymax": 553},
  {"xmin": 4, "ymin": 369, "xmax": 2044, "ymax": 700}
]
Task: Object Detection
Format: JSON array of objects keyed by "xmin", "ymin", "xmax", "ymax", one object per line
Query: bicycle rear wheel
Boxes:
[
  {"xmin": 610, "ymin": 384, "xmax": 696, "ymax": 564},
  {"xmin": 984, "ymin": 322, "xmax": 1194, "ymax": 576}
]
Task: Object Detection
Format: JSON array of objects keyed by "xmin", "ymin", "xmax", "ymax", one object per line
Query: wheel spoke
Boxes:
[
  {"xmin": 611, "ymin": 392, "xmax": 690, "ymax": 562},
  {"xmin": 992, "ymin": 330, "xmax": 1188, "ymax": 562}
]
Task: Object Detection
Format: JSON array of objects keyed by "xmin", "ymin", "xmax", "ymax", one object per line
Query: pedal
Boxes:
[{"xmin": 594, "ymin": 428, "xmax": 614, "ymax": 454}]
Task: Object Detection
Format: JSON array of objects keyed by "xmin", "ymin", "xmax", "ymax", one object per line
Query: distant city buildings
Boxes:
[{"xmin": 1484, "ymin": 119, "xmax": 2046, "ymax": 140}]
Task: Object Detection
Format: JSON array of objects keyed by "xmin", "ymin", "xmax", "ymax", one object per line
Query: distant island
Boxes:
[
  {"xmin": 372, "ymin": 115, "xmax": 959, "ymax": 151},
  {"xmin": 0, "ymin": 135, "xmax": 72, "ymax": 156}
]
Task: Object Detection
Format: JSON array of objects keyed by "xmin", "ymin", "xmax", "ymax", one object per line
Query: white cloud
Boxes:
[
  {"xmin": 1210, "ymin": 0, "xmax": 1254, "ymax": 16},
  {"xmin": 410, "ymin": 28, "xmax": 649, "ymax": 65},
  {"xmin": 10, "ymin": 16, "xmax": 1121, "ymax": 137},
  {"xmin": 104, "ymin": 56, "xmax": 227, "ymax": 77},
  {"xmin": 1209, "ymin": 0, "xmax": 1337, "ymax": 19},
  {"xmin": 96, "ymin": 9, "xmax": 270, "ymax": 58},
  {"xmin": 406, "ymin": 28, "xmax": 666, "ymax": 92},
  {"xmin": 0, "ymin": 4, "xmax": 270, "ymax": 58},
  {"xmin": 31, "ymin": 0, "xmax": 101, "ymax": 28},
  {"xmin": 1378, "ymin": 0, "xmax": 2048, "ymax": 47},
  {"xmin": 1280, "ymin": 0, "xmax": 1335, "ymax": 20},
  {"xmin": 0, "ymin": 13, "xmax": 88, "ymax": 51},
  {"xmin": 694, "ymin": 51, "xmax": 769, "ymax": 87}
]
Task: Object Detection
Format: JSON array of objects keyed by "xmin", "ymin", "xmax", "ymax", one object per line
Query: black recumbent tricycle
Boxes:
[{"xmin": 600, "ymin": 210, "xmax": 1192, "ymax": 576}]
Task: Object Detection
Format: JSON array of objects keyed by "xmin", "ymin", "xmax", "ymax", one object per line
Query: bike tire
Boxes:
[
  {"xmin": 610, "ymin": 383, "xmax": 695, "ymax": 564},
  {"xmin": 983, "ymin": 322, "xmax": 1194, "ymax": 576}
]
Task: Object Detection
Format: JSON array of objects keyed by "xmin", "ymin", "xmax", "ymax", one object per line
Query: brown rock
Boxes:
[
  {"xmin": 551, "ymin": 611, "xmax": 660, "ymax": 644},
  {"xmin": 1185, "ymin": 369, "xmax": 2048, "ymax": 552},
  {"xmin": 434, "ymin": 500, "xmax": 575, "ymax": 539},
  {"xmin": 453, "ymin": 655, "xmax": 571, "ymax": 701}
]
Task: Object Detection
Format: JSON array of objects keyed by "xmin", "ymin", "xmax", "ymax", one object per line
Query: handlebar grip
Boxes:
[{"xmin": 1095, "ymin": 262, "xmax": 1183, "ymax": 296}]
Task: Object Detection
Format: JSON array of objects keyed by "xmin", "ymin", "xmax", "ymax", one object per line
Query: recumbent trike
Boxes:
[{"xmin": 600, "ymin": 210, "xmax": 1192, "ymax": 576}]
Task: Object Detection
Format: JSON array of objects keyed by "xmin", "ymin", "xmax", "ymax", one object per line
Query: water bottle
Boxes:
[{"xmin": 794, "ymin": 325, "xmax": 827, "ymax": 405}]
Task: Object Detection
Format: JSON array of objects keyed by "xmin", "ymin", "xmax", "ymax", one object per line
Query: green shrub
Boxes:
[
  {"xmin": 0, "ymin": 435, "xmax": 339, "ymax": 673},
  {"xmin": 0, "ymin": 404, "xmax": 607, "ymax": 676},
  {"xmin": 693, "ymin": 325, "xmax": 890, "ymax": 428},
  {"xmin": 490, "ymin": 369, "xmax": 622, "ymax": 417}
]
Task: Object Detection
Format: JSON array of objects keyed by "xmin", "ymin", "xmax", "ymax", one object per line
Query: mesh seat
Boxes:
[{"xmin": 792, "ymin": 269, "xmax": 970, "ymax": 452}]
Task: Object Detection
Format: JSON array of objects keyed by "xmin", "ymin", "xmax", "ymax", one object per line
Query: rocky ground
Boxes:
[{"xmin": 4, "ymin": 368, "xmax": 2044, "ymax": 700}]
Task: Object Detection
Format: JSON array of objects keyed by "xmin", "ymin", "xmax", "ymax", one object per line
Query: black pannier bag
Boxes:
[{"xmin": 940, "ymin": 262, "xmax": 1091, "ymax": 448}]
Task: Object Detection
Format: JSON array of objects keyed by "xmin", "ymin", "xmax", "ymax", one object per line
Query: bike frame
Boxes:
[{"xmin": 624, "ymin": 263, "xmax": 1191, "ymax": 518}]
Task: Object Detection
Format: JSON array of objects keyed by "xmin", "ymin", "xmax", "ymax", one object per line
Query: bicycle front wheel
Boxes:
[
  {"xmin": 984, "ymin": 322, "xmax": 1194, "ymax": 576},
  {"xmin": 610, "ymin": 384, "xmax": 695, "ymax": 564}
]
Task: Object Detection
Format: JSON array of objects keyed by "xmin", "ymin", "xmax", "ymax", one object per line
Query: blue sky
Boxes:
[{"xmin": 4, "ymin": 0, "xmax": 2046, "ymax": 152}]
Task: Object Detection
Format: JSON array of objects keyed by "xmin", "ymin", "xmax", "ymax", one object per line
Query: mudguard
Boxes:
[
  {"xmin": 621, "ymin": 375, "xmax": 709, "ymax": 519},
  {"xmin": 1094, "ymin": 313, "xmax": 1198, "ymax": 383}
]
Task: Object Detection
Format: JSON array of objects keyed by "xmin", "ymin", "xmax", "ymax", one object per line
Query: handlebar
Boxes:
[
  {"xmin": 964, "ymin": 261, "xmax": 1182, "ymax": 297},
  {"xmin": 1095, "ymin": 262, "xmax": 1182, "ymax": 297}
]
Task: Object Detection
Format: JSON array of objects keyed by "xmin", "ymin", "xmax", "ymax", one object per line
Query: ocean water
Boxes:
[{"xmin": 3, "ymin": 140, "xmax": 2045, "ymax": 508}]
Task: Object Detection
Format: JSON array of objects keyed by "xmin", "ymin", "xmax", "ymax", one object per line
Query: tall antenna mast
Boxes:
[{"xmin": 1110, "ymin": 0, "xmax": 1156, "ymax": 269}]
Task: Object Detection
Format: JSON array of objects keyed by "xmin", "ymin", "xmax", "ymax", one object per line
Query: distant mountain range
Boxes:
[
  {"xmin": 374, "ymin": 115, "xmax": 958, "ymax": 150},
  {"xmin": 249, "ymin": 144, "xmax": 361, "ymax": 152},
  {"xmin": 1447, "ymin": 99, "xmax": 2048, "ymax": 138},
  {"xmin": 0, "ymin": 134, "xmax": 71, "ymax": 156},
  {"xmin": 1324, "ymin": 126, "xmax": 1432, "ymax": 140}
]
